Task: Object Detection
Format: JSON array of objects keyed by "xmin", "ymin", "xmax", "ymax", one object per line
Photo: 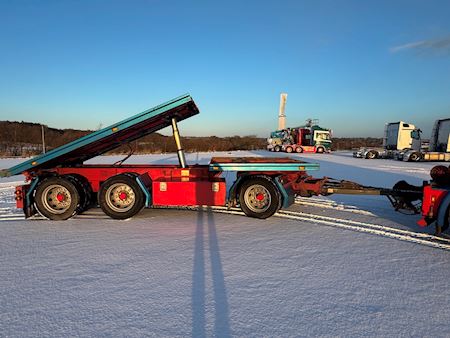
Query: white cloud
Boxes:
[{"xmin": 390, "ymin": 36, "xmax": 450, "ymax": 54}]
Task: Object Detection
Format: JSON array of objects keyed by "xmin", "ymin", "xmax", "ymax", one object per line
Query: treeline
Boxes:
[
  {"xmin": 331, "ymin": 137, "xmax": 382, "ymax": 150},
  {"xmin": 0, "ymin": 121, "xmax": 266, "ymax": 156},
  {"xmin": 112, "ymin": 134, "xmax": 266, "ymax": 154},
  {"xmin": 0, "ymin": 121, "xmax": 382, "ymax": 156}
]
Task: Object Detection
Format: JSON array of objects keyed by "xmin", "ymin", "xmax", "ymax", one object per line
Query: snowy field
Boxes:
[{"xmin": 1, "ymin": 151, "xmax": 450, "ymax": 337}]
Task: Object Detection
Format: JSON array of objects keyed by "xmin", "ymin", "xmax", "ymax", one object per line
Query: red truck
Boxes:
[{"xmin": 267, "ymin": 123, "xmax": 332, "ymax": 154}]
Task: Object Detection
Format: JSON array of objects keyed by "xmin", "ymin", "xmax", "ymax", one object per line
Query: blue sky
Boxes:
[{"xmin": 0, "ymin": 0, "xmax": 449, "ymax": 138}]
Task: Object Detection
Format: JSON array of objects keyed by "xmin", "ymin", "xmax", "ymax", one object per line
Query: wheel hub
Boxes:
[
  {"xmin": 42, "ymin": 184, "xmax": 72, "ymax": 214},
  {"xmin": 105, "ymin": 183, "xmax": 136, "ymax": 212},
  {"xmin": 256, "ymin": 193, "xmax": 265, "ymax": 201},
  {"xmin": 244, "ymin": 184, "xmax": 271, "ymax": 213}
]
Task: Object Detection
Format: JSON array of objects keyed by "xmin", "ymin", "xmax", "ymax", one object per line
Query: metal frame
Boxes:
[{"xmin": 209, "ymin": 162, "xmax": 320, "ymax": 172}]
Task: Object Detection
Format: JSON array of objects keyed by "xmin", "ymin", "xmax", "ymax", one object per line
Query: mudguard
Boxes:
[
  {"xmin": 136, "ymin": 176, "xmax": 152, "ymax": 207},
  {"xmin": 227, "ymin": 176, "xmax": 243, "ymax": 208},
  {"xmin": 25, "ymin": 177, "xmax": 40, "ymax": 218},
  {"xmin": 274, "ymin": 176, "xmax": 295, "ymax": 209}
]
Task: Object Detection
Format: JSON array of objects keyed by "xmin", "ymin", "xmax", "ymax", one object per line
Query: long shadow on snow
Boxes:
[{"xmin": 192, "ymin": 207, "xmax": 231, "ymax": 338}]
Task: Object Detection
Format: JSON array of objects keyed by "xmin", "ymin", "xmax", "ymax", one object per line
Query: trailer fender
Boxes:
[
  {"xmin": 436, "ymin": 191, "xmax": 450, "ymax": 230},
  {"xmin": 25, "ymin": 177, "xmax": 40, "ymax": 218},
  {"xmin": 136, "ymin": 176, "xmax": 152, "ymax": 207},
  {"xmin": 227, "ymin": 176, "xmax": 243, "ymax": 208},
  {"xmin": 274, "ymin": 176, "xmax": 295, "ymax": 209}
]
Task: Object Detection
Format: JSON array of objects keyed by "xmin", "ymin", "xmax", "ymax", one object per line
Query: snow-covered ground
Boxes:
[{"xmin": 1, "ymin": 151, "xmax": 450, "ymax": 337}]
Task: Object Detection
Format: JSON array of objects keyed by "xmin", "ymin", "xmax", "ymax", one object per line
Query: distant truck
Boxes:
[
  {"xmin": 353, "ymin": 121, "xmax": 421, "ymax": 160},
  {"xmin": 266, "ymin": 130, "xmax": 284, "ymax": 152},
  {"xmin": 267, "ymin": 121, "xmax": 332, "ymax": 153},
  {"xmin": 401, "ymin": 118, "xmax": 450, "ymax": 162}
]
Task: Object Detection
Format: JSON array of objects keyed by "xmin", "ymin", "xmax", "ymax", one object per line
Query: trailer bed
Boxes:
[
  {"xmin": 209, "ymin": 157, "xmax": 319, "ymax": 171},
  {"xmin": 1, "ymin": 94, "xmax": 199, "ymax": 177}
]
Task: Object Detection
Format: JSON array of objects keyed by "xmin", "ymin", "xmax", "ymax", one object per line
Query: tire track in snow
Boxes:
[
  {"xmin": 276, "ymin": 210, "xmax": 450, "ymax": 250},
  {"xmin": 1, "ymin": 182, "xmax": 449, "ymax": 250},
  {"xmin": 294, "ymin": 197, "xmax": 375, "ymax": 216},
  {"xmin": 160, "ymin": 205, "xmax": 450, "ymax": 251},
  {"xmin": 0, "ymin": 183, "xmax": 23, "ymax": 221},
  {"xmin": 0, "ymin": 181, "xmax": 24, "ymax": 190}
]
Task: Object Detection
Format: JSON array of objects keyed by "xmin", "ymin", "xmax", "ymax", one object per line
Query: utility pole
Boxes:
[{"xmin": 41, "ymin": 125, "xmax": 46, "ymax": 154}]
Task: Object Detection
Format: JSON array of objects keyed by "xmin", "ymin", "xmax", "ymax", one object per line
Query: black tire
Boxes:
[
  {"xmin": 316, "ymin": 147, "xmax": 325, "ymax": 153},
  {"xmin": 443, "ymin": 206, "xmax": 450, "ymax": 233},
  {"xmin": 366, "ymin": 151, "xmax": 377, "ymax": 159},
  {"xmin": 65, "ymin": 174, "xmax": 93, "ymax": 214},
  {"xmin": 286, "ymin": 146, "xmax": 293, "ymax": 153},
  {"xmin": 34, "ymin": 176, "xmax": 80, "ymax": 220},
  {"xmin": 409, "ymin": 152, "xmax": 421, "ymax": 162},
  {"xmin": 295, "ymin": 147, "xmax": 303, "ymax": 153},
  {"xmin": 239, "ymin": 176, "xmax": 281, "ymax": 219},
  {"xmin": 98, "ymin": 174, "xmax": 145, "ymax": 219},
  {"xmin": 274, "ymin": 145, "xmax": 281, "ymax": 152}
]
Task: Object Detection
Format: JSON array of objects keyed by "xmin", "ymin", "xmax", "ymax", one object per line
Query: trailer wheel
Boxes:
[
  {"xmin": 295, "ymin": 147, "xmax": 303, "ymax": 153},
  {"xmin": 316, "ymin": 146, "xmax": 325, "ymax": 153},
  {"xmin": 366, "ymin": 151, "xmax": 378, "ymax": 159},
  {"xmin": 273, "ymin": 145, "xmax": 281, "ymax": 152},
  {"xmin": 65, "ymin": 174, "xmax": 93, "ymax": 214},
  {"xmin": 409, "ymin": 152, "xmax": 421, "ymax": 162},
  {"xmin": 34, "ymin": 177, "xmax": 80, "ymax": 220},
  {"xmin": 99, "ymin": 174, "xmax": 145, "ymax": 220},
  {"xmin": 286, "ymin": 146, "xmax": 293, "ymax": 153},
  {"xmin": 239, "ymin": 177, "xmax": 281, "ymax": 219}
]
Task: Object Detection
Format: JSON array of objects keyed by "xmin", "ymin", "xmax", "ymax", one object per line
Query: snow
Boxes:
[{"xmin": 1, "ymin": 151, "xmax": 450, "ymax": 337}]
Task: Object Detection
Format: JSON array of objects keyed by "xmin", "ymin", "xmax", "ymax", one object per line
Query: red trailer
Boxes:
[
  {"xmin": 2, "ymin": 94, "xmax": 450, "ymax": 236},
  {"xmin": 2, "ymin": 95, "xmax": 321, "ymax": 220}
]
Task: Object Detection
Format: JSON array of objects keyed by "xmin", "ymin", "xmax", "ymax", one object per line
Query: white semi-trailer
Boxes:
[
  {"xmin": 402, "ymin": 118, "xmax": 450, "ymax": 161},
  {"xmin": 353, "ymin": 121, "xmax": 421, "ymax": 159}
]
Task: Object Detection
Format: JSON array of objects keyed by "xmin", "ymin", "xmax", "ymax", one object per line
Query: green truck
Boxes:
[{"xmin": 267, "ymin": 123, "xmax": 332, "ymax": 153}]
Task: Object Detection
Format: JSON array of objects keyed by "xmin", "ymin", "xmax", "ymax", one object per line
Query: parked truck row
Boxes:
[{"xmin": 353, "ymin": 118, "xmax": 450, "ymax": 162}]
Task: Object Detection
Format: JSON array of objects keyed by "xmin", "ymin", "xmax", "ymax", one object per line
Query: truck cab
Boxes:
[
  {"xmin": 403, "ymin": 118, "xmax": 450, "ymax": 162},
  {"xmin": 267, "ymin": 130, "xmax": 284, "ymax": 152},
  {"xmin": 354, "ymin": 121, "xmax": 422, "ymax": 160},
  {"xmin": 283, "ymin": 127, "xmax": 332, "ymax": 153},
  {"xmin": 385, "ymin": 121, "xmax": 421, "ymax": 151}
]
